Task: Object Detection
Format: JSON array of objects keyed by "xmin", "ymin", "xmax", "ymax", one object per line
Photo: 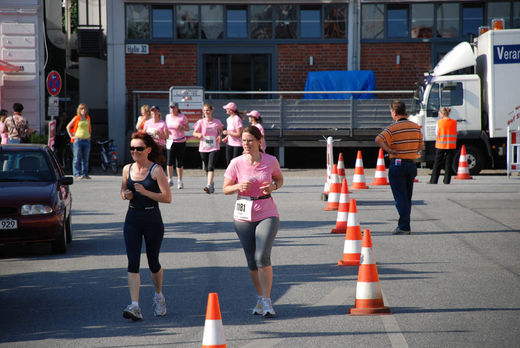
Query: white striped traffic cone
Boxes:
[
  {"xmin": 202, "ymin": 293, "xmax": 227, "ymax": 348},
  {"xmin": 324, "ymin": 164, "xmax": 341, "ymax": 211},
  {"xmin": 349, "ymin": 229, "xmax": 391, "ymax": 315},
  {"xmin": 455, "ymin": 145, "xmax": 472, "ymax": 180},
  {"xmin": 338, "ymin": 199, "xmax": 362, "ymax": 266},
  {"xmin": 337, "ymin": 153, "xmax": 346, "ymax": 184},
  {"xmin": 331, "ymin": 178, "xmax": 350, "ymax": 234},
  {"xmin": 371, "ymin": 148, "xmax": 389, "ymax": 185},
  {"xmin": 350, "ymin": 150, "xmax": 369, "ymax": 189}
]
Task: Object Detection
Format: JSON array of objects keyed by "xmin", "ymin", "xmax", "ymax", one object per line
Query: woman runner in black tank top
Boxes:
[{"xmin": 120, "ymin": 132, "xmax": 171, "ymax": 321}]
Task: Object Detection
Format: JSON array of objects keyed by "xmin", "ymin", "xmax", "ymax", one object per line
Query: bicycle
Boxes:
[{"xmin": 97, "ymin": 139, "xmax": 118, "ymax": 174}]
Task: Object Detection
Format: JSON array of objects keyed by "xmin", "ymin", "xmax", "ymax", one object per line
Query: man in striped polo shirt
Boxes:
[{"xmin": 375, "ymin": 100, "xmax": 424, "ymax": 235}]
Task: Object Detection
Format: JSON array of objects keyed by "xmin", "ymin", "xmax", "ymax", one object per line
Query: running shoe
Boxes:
[
  {"xmin": 123, "ymin": 303, "xmax": 143, "ymax": 321},
  {"xmin": 153, "ymin": 294, "xmax": 167, "ymax": 317},
  {"xmin": 168, "ymin": 179, "xmax": 173, "ymax": 187},
  {"xmin": 203, "ymin": 185, "xmax": 210, "ymax": 194},
  {"xmin": 177, "ymin": 181, "xmax": 184, "ymax": 189},
  {"xmin": 209, "ymin": 183, "xmax": 215, "ymax": 194},
  {"xmin": 261, "ymin": 297, "xmax": 276, "ymax": 317},
  {"xmin": 252, "ymin": 296, "xmax": 263, "ymax": 315}
]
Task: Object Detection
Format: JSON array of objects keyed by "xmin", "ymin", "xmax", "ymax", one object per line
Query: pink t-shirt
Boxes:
[
  {"xmin": 224, "ymin": 153, "xmax": 282, "ymax": 222},
  {"xmin": 166, "ymin": 113, "xmax": 188, "ymax": 142},
  {"xmin": 0, "ymin": 121, "xmax": 7, "ymax": 144},
  {"xmin": 194, "ymin": 118, "xmax": 223, "ymax": 152},
  {"xmin": 254, "ymin": 123, "xmax": 266, "ymax": 152},
  {"xmin": 143, "ymin": 119, "xmax": 168, "ymax": 146},
  {"xmin": 226, "ymin": 115, "xmax": 243, "ymax": 147}
]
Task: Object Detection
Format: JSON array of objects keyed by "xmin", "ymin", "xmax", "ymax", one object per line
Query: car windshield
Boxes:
[{"xmin": 0, "ymin": 150, "xmax": 55, "ymax": 182}]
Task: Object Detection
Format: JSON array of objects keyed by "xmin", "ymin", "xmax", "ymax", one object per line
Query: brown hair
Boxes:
[
  {"xmin": 141, "ymin": 105, "xmax": 151, "ymax": 118},
  {"xmin": 243, "ymin": 125, "xmax": 264, "ymax": 153},
  {"xmin": 130, "ymin": 132, "xmax": 165, "ymax": 165},
  {"xmin": 389, "ymin": 100, "xmax": 407, "ymax": 117}
]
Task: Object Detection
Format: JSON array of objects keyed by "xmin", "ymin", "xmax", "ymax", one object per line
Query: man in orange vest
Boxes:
[{"xmin": 429, "ymin": 107, "xmax": 457, "ymax": 184}]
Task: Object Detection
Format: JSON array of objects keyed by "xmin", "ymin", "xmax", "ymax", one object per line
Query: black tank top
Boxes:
[{"xmin": 127, "ymin": 163, "xmax": 160, "ymax": 209}]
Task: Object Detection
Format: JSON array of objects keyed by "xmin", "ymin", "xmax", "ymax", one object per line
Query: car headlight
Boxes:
[{"xmin": 21, "ymin": 205, "xmax": 53, "ymax": 215}]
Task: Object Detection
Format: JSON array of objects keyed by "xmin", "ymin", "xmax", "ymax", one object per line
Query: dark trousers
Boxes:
[
  {"xmin": 430, "ymin": 149, "xmax": 455, "ymax": 184},
  {"xmin": 388, "ymin": 159, "xmax": 417, "ymax": 232},
  {"xmin": 226, "ymin": 145, "xmax": 242, "ymax": 165}
]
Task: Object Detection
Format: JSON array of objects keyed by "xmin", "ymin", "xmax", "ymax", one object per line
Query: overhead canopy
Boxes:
[
  {"xmin": 303, "ymin": 70, "xmax": 375, "ymax": 99},
  {"xmin": 0, "ymin": 59, "xmax": 21, "ymax": 72}
]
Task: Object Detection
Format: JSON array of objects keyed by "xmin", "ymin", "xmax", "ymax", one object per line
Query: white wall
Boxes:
[{"xmin": 0, "ymin": 0, "xmax": 44, "ymax": 133}]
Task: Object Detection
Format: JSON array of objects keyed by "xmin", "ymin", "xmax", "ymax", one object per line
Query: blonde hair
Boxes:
[
  {"xmin": 141, "ymin": 104, "xmax": 151, "ymax": 118},
  {"xmin": 203, "ymin": 103, "xmax": 214, "ymax": 111},
  {"xmin": 76, "ymin": 103, "xmax": 88, "ymax": 116},
  {"xmin": 439, "ymin": 107, "xmax": 451, "ymax": 117}
]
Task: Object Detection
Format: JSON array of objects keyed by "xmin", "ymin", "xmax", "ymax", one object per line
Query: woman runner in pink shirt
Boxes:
[
  {"xmin": 143, "ymin": 106, "xmax": 168, "ymax": 148},
  {"xmin": 221, "ymin": 102, "xmax": 244, "ymax": 165},
  {"xmin": 247, "ymin": 110, "xmax": 266, "ymax": 152},
  {"xmin": 223, "ymin": 126, "xmax": 283, "ymax": 317},
  {"xmin": 165, "ymin": 103, "xmax": 190, "ymax": 189}
]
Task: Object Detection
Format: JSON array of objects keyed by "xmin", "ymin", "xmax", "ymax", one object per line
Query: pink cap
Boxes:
[
  {"xmin": 246, "ymin": 110, "xmax": 261, "ymax": 119},
  {"xmin": 222, "ymin": 102, "xmax": 237, "ymax": 111}
]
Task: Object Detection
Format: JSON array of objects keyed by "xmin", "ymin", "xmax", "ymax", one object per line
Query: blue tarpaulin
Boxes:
[{"xmin": 303, "ymin": 70, "xmax": 376, "ymax": 99}]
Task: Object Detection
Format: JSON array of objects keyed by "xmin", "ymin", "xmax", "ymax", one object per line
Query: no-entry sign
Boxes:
[{"xmin": 46, "ymin": 70, "xmax": 62, "ymax": 96}]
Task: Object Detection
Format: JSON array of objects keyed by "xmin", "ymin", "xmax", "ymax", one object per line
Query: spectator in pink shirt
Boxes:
[
  {"xmin": 143, "ymin": 106, "xmax": 168, "ymax": 148},
  {"xmin": 165, "ymin": 103, "xmax": 190, "ymax": 189},
  {"xmin": 221, "ymin": 102, "xmax": 244, "ymax": 165},
  {"xmin": 223, "ymin": 126, "xmax": 284, "ymax": 317},
  {"xmin": 193, "ymin": 103, "xmax": 224, "ymax": 194}
]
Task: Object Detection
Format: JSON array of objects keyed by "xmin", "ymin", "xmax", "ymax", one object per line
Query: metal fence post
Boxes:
[
  {"xmin": 349, "ymin": 95, "xmax": 354, "ymax": 137},
  {"xmin": 279, "ymin": 94, "xmax": 285, "ymax": 167}
]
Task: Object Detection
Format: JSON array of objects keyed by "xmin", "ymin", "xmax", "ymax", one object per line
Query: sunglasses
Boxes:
[{"xmin": 129, "ymin": 146, "xmax": 146, "ymax": 152}]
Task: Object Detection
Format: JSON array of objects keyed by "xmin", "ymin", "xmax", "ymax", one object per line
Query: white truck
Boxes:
[{"xmin": 409, "ymin": 28, "xmax": 520, "ymax": 174}]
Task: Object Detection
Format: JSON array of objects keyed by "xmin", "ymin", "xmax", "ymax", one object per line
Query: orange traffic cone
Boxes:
[
  {"xmin": 331, "ymin": 178, "xmax": 350, "ymax": 234},
  {"xmin": 371, "ymin": 148, "xmax": 389, "ymax": 185},
  {"xmin": 337, "ymin": 153, "xmax": 346, "ymax": 184},
  {"xmin": 338, "ymin": 199, "xmax": 362, "ymax": 265},
  {"xmin": 324, "ymin": 164, "xmax": 340, "ymax": 211},
  {"xmin": 202, "ymin": 293, "xmax": 227, "ymax": 348},
  {"xmin": 455, "ymin": 145, "xmax": 472, "ymax": 180},
  {"xmin": 349, "ymin": 229, "xmax": 391, "ymax": 315},
  {"xmin": 350, "ymin": 150, "xmax": 369, "ymax": 189}
]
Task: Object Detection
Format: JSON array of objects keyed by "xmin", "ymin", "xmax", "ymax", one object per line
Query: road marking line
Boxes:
[{"xmin": 382, "ymin": 291, "xmax": 408, "ymax": 348}]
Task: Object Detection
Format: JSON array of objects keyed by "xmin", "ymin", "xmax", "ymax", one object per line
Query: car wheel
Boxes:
[
  {"xmin": 65, "ymin": 215, "xmax": 72, "ymax": 244},
  {"xmin": 51, "ymin": 224, "xmax": 67, "ymax": 254}
]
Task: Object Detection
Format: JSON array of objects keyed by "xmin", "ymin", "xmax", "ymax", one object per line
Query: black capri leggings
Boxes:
[
  {"xmin": 226, "ymin": 145, "xmax": 242, "ymax": 165},
  {"xmin": 234, "ymin": 217, "xmax": 280, "ymax": 270},
  {"xmin": 124, "ymin": 208, "xmax": 164, "ymax": 273},
  {"xmin": 200, "ymin": 150, "xmax": 219, "ymax": 172},
  {"xmin": 167, "ymin": 141, "xmax": 186, "ymax": 168}
]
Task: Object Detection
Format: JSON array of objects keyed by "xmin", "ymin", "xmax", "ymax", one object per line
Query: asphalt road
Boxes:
[{"xmin": 1, "ymin": 169, "xmax": 519, "ymax": 347}]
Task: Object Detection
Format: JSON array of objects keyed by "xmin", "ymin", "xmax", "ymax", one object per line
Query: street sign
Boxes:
[
  {"xmin": 46, "ymin": 70, "xmax": 62, "ymax": 96},
  {"xmin": 169, "ymin": 86, "xmax": 205, "ymax": 141}
]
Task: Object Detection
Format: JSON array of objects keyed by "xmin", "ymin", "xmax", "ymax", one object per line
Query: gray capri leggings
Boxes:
[{"xmin": 233, "ymin": 216, "xmax": 280, "ymax": 270}]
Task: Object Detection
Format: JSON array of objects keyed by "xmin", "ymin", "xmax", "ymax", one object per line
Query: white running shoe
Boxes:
[
  {"xmin": 168, "ymin": 179, "xmax": 173, "ymax": 187},
  {"xmin": 252, "ymin": 296, "xmax": 263, "ymax": 315},
  {"xmin": 261, "ymin": 297, "xmax": 276, "ymax": 317},
  {"xmin": 153, "ymin": 294, "xmax": 167, "ymax": 317},
  {"xmin": 177, "ymin": 181, "xmax": 184, "ymax": 189},
  {"xmin": 123, "ymin": 303, "xmax": 143, "ymax": 321}
]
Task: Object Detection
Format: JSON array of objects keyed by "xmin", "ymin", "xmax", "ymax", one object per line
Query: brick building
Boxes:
[{"xmin": 106, "ymin": 0, "xmax": 520, "ymax": 155}]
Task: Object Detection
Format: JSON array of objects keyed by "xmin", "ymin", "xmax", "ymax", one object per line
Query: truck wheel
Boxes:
[{"xmin": 452, "ymin": 145, "xmax": 484, "ymax": 175}]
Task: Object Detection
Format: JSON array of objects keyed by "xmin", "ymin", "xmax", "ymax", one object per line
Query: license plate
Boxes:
[{"xmin": 0, "ymin": 218, "xmax": 17, "ymax": 230}]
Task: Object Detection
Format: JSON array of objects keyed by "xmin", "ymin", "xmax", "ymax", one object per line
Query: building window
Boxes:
[
  {"xmin": 514, "ymin": 2, "xmax": 520, "ymax": 28},
  {"xmin": 411, "ymin": 4, "xmax": 433, "ymax": 38},
  {"xmin": 152, "ymin": 7, "xmax": 173, "ymax": 39},
  {"xmin": 126, "ymin": 4, "xmax": 150, "ymax": 40},
  {"xmin": 275, "ymin": 5, "xmax": 297, "ymax": 39},
  {"xmin": 324, "ymin": 4, "xmax": 346, "ymax": 39},
  {"xmin": 250, "ymin": 5, "xmax": 272, "ymax": 39},
  {"xmin": 362, "ymin": 4, "xmax": 384, "ymax": 39},
  {"xmin": 201, "ymin": 5, "xmax": 224, "ymax": 39},
  {"xmin": 176, "ymin": 5, "xmax": 198, "ymax": 39},
  {"xmin": 387, "ymin": 5, "xmax": 408, "ymax": 38},
  {"xmin": 436, "ymin": 3, "xmax": 459, "ymax": 38},
  {"xmin": 227, "ymin": 7, "xmax": 247, "ymax": 38},
  {"xmin": 488, "ymin": 2, "xmax": 511, "ymax": 28},
  {"xmin": 462, "ymin": 4, "xmax": 483, "ymax": 38},
  {"xmin": 300, "ymin": 7, "xmax": 321, "ymax": 38}
]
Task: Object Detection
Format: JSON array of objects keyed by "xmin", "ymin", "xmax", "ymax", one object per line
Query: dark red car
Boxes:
[{"xmin": 0, "ymin": 144, "xmax": 73, "ymax": 253}]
